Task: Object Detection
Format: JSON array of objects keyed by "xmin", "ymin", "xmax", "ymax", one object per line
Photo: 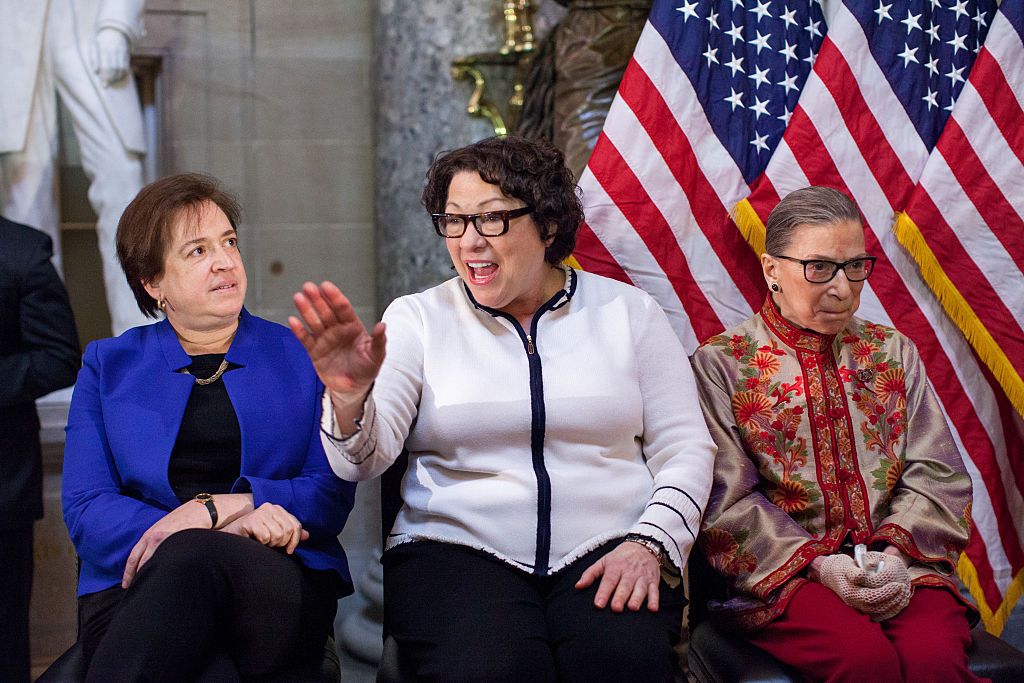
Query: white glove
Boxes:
[{"xmin": 819, "ymin": 552, "xmax": 911, "ymax": 621}]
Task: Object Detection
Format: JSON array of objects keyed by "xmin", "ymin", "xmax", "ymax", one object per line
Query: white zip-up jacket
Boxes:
[{"xmin": 321, "ymin": 268, "xmax": 717, "ymax": 575}]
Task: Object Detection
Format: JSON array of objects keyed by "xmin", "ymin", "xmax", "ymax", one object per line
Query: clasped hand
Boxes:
[
  {"xmin": 123, "ymin": 502, "xmax": 306, "ymax": 589},
  {"xmin": 817, "ymin": 550, "xmax": 911, "ymax": 621},
  {"xmin": 220, "ymin": 502, "xmax": 308, "ymax": 552}
]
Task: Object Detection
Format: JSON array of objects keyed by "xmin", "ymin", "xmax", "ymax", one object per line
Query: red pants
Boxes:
[{"xmin": 747, "ymin": 582, "xmax": 985, "ymax": 683}]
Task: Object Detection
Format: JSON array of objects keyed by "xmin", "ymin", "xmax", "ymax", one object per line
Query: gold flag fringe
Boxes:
[
  {"xmin": 893, "ymin": 212, "xmax": 1024, "ymax": 419},
  {"xmin": 731, "ymin": 198, "xmax": 767, "ymax": 256},
  {"xmin": 958, "ymin": 555, "xmax": 1024, "ymax": 635}
]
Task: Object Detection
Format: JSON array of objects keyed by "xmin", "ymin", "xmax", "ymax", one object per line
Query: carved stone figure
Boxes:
[
  {"xmin": 518, "ymin": 1, "xmax": 652, "ymax": 178},
  {"xmin": 0, "ymin": 0, "xmax": 150, "ymax": 335}
]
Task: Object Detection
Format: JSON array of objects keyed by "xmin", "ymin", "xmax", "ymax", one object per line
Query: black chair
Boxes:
[{"xmin": 685, "ymin": 547, "xmax": 1024, "ymax": 683}]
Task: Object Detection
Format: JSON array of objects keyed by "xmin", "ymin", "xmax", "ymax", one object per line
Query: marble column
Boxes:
[{"xmin": 375, "ymin": 0, "xmax": 502, "ymax": 308}]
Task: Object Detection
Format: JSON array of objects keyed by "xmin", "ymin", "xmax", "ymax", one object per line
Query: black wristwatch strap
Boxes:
[{"xmin": 194, "ymin": 493, "xmax": 218, "ymax": 528}]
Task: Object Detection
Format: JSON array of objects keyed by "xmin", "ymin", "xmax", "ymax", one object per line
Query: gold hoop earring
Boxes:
[{"xmin": 157, "ymin": 298, "xmax": 166, "ymax": 312}]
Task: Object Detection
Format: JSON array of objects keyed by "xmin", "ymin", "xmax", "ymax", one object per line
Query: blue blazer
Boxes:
[{"xmin": 62, "ymin": 309, "xmax": 355, "ymax": 597}]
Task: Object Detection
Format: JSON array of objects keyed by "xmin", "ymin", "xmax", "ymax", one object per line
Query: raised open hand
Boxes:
[{"xmin": 290, "ymin": 281, "xmax": 386, "ymax": 402}]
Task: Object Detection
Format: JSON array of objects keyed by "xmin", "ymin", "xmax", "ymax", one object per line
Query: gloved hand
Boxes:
[
  {"xmin": 848, "ymin": 579, "xmax": 912, "ymax": 621},
  {"xmin": 853, "ymin": 550, "xmax": 911, "ymax": 620},
  {"xmin": 818, "ymin": 552, "xmax": 912, "ymax": 621},
  {"xmin": 818, "ymin": 553, "xmax": 860, "ymax": 598},
  {"xmin": 854, "ymin": 550, "xmax": 910, "ymax": 589}
]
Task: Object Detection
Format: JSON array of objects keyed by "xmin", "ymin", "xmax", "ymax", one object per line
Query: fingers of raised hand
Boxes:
[
  {"xmin": 369, "ymin": 322, "xmax": 387, "ymax": 366},
  {"xmin": 306, "ymin": 282, "xmax": 356, "ymax": 331}
]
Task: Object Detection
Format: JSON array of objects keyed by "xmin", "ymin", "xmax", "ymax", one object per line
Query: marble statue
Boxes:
[{"xmin": 0, "ymin": 0, "xmax": 150, "ymax": 335}]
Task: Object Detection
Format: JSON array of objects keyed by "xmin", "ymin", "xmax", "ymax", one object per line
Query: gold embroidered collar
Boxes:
[{"xmin": 759, "ymin": 295, "xmax": 837, "ymax": 354}]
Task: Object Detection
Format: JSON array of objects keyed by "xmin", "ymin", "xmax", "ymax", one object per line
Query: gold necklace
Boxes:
[{"xmin": 180, "ymin": 359, "xmax": 230, "ymax": 385}]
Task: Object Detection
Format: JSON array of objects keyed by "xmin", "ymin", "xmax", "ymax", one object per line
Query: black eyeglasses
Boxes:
[
  {"xmin": 772, "ymin": 254, "xmax": 877, "ymax": 283},
  {"xmin": 431, "ymin": 206, "xmax": 534, "ymax": 238}
]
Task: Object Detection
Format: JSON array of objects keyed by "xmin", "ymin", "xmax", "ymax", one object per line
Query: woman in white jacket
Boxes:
[{"xmin": 292, "ymin": 135, "xmax": 716, "ymax": 682}]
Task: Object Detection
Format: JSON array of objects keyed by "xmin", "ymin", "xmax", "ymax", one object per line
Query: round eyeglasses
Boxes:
[
  {"xmin": 431, "ymin": 206, "xmax": 534, "ymax": 238},
  {"xmin": 772, "ymin": 254, "xmax": 877, "ymax": 283}
]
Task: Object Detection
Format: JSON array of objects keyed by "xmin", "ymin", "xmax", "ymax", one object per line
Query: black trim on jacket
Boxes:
[{"xmin": 462, "ymin": 267, "xmax": 577, "ymax": 574}]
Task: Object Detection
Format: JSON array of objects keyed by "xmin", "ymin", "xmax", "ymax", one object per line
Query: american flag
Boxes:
[
  {"xmin": 894, "ymin": 0, "xmax": 1024, "ymax": 431},
  {"xmin": 573, "ymin": 0, "xmax": 826, "ymax": 348},
  {"xmin": 574, "ymin": 0, "xmax": 1024, "ymax": 633},
  {"xmin": 892, "ymin": 0, "xmax": 1024, "ymax": 630}
]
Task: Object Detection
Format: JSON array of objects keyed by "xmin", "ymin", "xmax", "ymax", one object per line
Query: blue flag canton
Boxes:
[
  {"xmin": 1002, "ymin": 0, "xmax": 1024, "ymax": 45},
  {"xmin": 846, "ymin": 0, "xmax": 997, "ymax": 150},
  {"xmin": 650, "ymin": 0, "xmax": 827, "ymax": 184}
]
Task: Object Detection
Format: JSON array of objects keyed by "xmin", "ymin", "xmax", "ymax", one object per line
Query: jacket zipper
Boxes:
[
  {"xmin": 462, "ymin": 269, "xmax": 575, "ymax": 575},
  {"xmin": 492, "ymin": 314, "xmax": 551, "ymax": 574}
]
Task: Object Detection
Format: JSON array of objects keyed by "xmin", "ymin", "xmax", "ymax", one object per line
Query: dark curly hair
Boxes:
[{"xmin": 421, "ymin": 135, "xmax": 583, "ymax": 265}]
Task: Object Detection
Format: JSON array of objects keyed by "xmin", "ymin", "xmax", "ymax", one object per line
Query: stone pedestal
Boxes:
[{"xmin": 336, "ymin": 477, "xmax": 386, "ymax": 664}]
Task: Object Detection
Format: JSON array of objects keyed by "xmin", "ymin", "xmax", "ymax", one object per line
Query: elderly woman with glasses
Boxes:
[
  {"xmin": 292, "ymin": 135, "xmax": 717, "ymax": 681},
  {"xmin": 690, "ymin": 186, "xmax": 980, "ymax": 681}
]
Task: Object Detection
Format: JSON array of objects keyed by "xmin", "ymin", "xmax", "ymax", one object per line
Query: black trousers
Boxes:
[
  {"xmin": 81, "ymin": 529, "xmax": 338, "ymax": 682},
  {"xmin": 0, "ymin": 525, "xmax": 33, "ymax": 683},
  {"xmin": 383, "ymin": 539, "xmax": 687, "ymax": 682}
]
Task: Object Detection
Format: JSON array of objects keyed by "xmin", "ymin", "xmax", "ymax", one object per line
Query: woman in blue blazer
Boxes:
[{"xmin": 62, "ymin": 173, "xmax": 355, "ymax": 681}]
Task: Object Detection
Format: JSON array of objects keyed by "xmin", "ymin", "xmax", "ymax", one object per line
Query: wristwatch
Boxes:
[
  {"xmin": 625, "ymin": 534, "xmax": 667, "ymax": 566},
  {"xmin": 193, "ymin": 492, "xmax": 218, "ymax": 528}
]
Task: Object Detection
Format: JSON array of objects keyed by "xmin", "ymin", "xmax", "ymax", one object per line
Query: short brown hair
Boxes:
[
  {"xmin": 117, "ymin": 173, "xmax": 241, "ymax": 318},
  {"xmin": 764, "ymin": 186, "xmax": 861, "ymax": 256},
  {"xmin": 421, "ymin": 135, "xmax": 583, "ymax": 265}
]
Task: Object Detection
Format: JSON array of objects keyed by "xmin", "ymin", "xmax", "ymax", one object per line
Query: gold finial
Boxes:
[{"xmin": 501, "ymin": 1, "xmax": 535, "ymax": 54}]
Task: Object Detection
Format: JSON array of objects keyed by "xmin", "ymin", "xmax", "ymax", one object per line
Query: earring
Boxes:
[
  {"xmin": 771, "ymin": 283, "xmax": 780, "ymax": 292},
  {"xmin": 157, "ymin": 298, "xmax": 166, "ymax": 311}
]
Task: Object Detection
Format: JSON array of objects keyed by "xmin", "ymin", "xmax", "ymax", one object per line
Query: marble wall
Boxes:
[
  {"xmin": 136, "ymin": 0, "xmax": 378, "ymax": 325},
  {"xmin": 244, "ymin": 0, "xmax": 377, "ymax": 325},
  {"xmin": 374, "ymin": 0, "xmax": 504, "ymax": 308}
]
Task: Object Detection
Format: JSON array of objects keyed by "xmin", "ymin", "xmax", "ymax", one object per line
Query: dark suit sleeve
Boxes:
[
  {"xmin": 0, "ymin": 233, "xmax": 80, "ymax": 407},
  {"xmin": 237, "ymin": 377, "xmax": 356, "ymax": 540}
]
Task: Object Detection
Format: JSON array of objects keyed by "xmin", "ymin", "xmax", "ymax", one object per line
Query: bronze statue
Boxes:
[{"xmin": 518, "ymin": 1, "xmax": 652, "ymax": 178}]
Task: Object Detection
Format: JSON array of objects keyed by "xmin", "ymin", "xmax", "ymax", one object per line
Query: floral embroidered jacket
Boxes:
[{"xmin": 690, "ymin": 296, "xmax": 973, "ymax": 631}]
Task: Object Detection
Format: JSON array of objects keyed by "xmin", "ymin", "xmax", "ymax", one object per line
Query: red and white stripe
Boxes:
[
  {"xmin": 904, "ymin": 7, "xmax": 1024, "ymax": 395},
  {"xmin": 575, "ymin": 20, "xmax": 762, "ymax": 353}
]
